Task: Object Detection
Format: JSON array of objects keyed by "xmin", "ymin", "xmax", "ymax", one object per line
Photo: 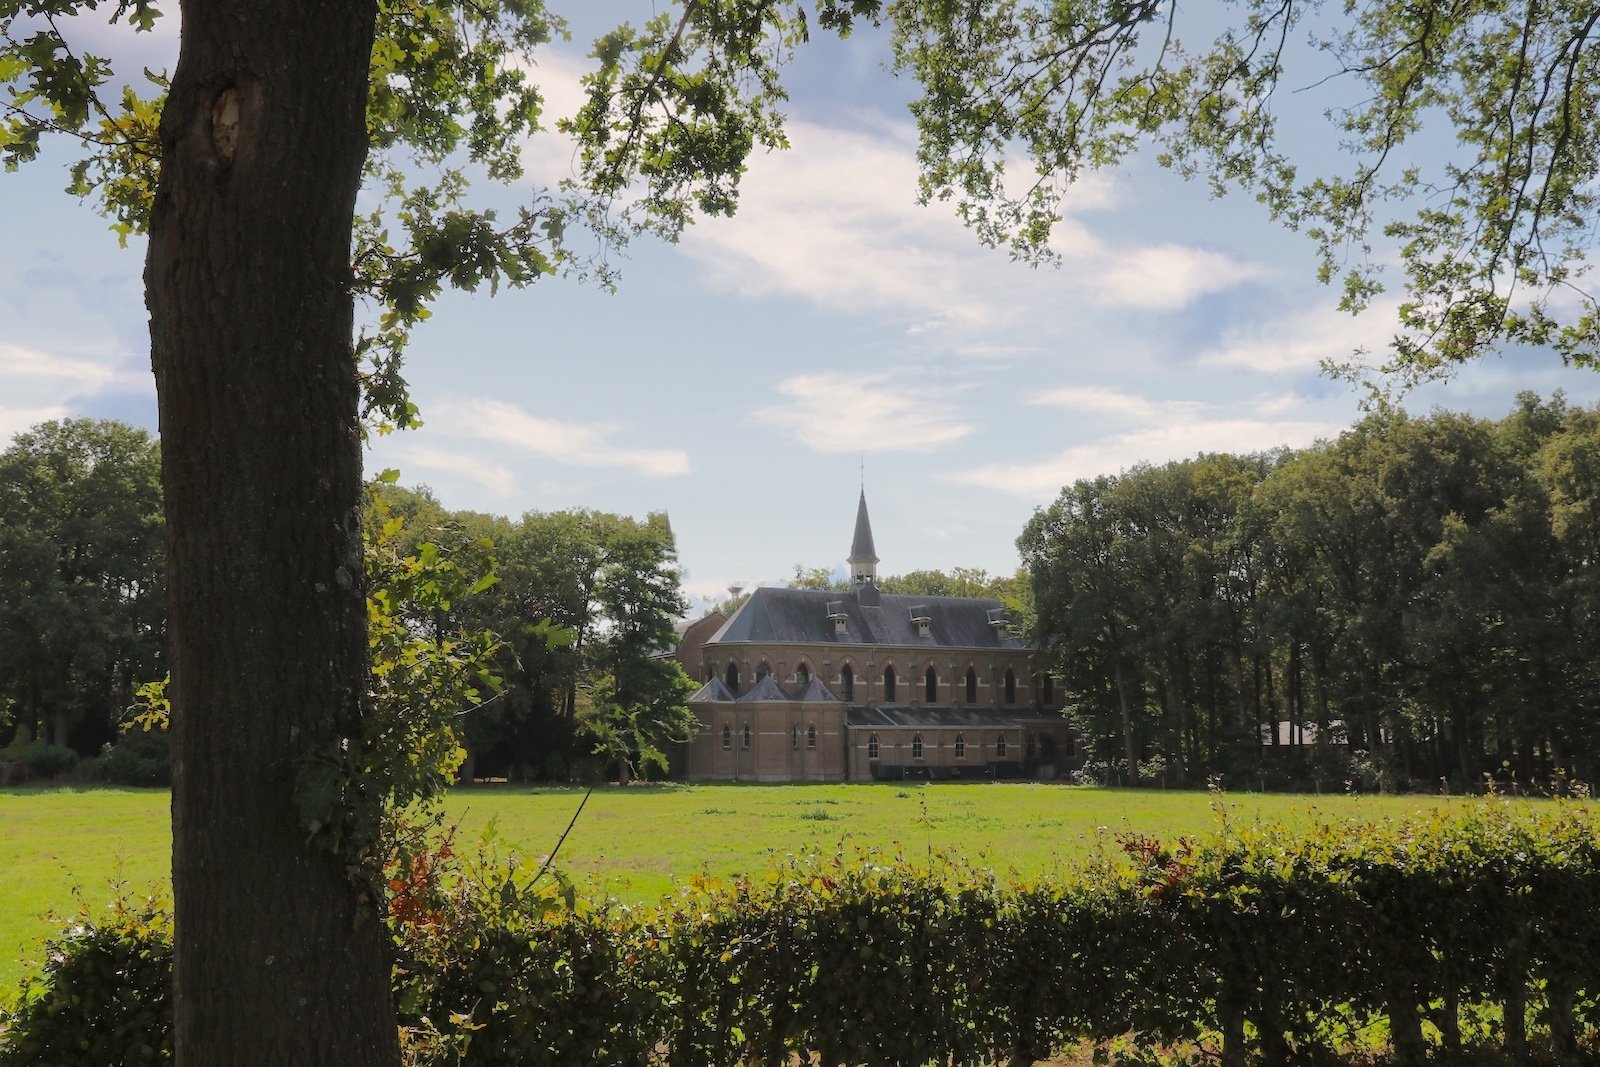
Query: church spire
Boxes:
[{"xmin": 848, "ymin": 488, "xmax": 878, "ymax": 585}]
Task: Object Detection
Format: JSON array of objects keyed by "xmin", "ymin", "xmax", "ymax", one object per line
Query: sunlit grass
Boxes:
[{"xmin": 0, "ymin": 780, "xmax": 1494, "ymax": 993}]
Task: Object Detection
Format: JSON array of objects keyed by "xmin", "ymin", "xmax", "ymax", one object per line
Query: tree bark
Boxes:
[
  {"xmin": 146, "ymin": 2, "xmax": 396, "ymax": 1064},
  {"xmin": 1110, "ymin": 643, "xmax": 1137, "ymax": 784}
]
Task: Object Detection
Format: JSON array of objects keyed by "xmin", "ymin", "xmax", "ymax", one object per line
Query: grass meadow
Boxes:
[{"xmin": 0, "ymin": 781, "xmax": 1486, "ymax": 993}]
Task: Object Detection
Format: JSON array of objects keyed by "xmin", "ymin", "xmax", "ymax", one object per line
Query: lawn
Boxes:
[{"xmin": 0, "ymin": 781, "xmax": 1479, "ymax": 992}]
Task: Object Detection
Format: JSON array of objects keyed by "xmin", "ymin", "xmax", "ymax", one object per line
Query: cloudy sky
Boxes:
[{"xmin": 5, "ymin": 8, "xmax": 1598, "ymax": 611}]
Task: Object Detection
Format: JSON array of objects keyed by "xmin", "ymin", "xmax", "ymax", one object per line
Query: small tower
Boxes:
[{"xmin": 848, "ymin": 489, "xmax": 879, "ymax": 586}]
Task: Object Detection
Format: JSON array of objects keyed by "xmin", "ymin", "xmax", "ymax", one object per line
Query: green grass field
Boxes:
[{"xmin": 0, "ymin": 781, "xmax": 1488, "ymax": 992}]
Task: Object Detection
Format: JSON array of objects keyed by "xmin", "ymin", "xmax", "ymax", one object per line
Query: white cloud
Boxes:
[
  {"xmin": 513, "ymin": 50, "xmax": 593, "ymax": 187},
  {"xmin": 754, "ymin": 370, "xmax": 973, "ymax": 454},
  {"xmin": 948, "ymin": 401, "xmax": 1342, "ymax": 499},
  {"xmin": 681, "ymin": 575, "xmax": 744, "ymax": 607},
  {"xmin": 1254, "ymin": 391, "xmax": 1319, "ymax": 416},
  {"xmin": 1200, "ymin": 299, "xmax": 1403, "ymax": 374},
  {"xmin": 1091, "ymin": 244, "xmax": 1261, "ymax": 310},
  {"xmin": 0, "ymin": 344, "xmax": 152, "ymax": 440},
  {"xmin": 379, "ymin": 441, "xmax": 519, "ymax": 498},
  {"xmin": 674, "ymin": 119, "xmax": 1259, "ymax": 335},
  {"xmin": 430, "ymin": 397, "xmax": 691, "ymax": 477},
  {"xmin": 0, "ymin": 405, "xmax": 69, "ymax": 444},
  {"xmin": 0, "ymin": 342, "xmax": 131, "ymax": 390},
  {"xmin": 683, "ymin": 122, "xmax": 998, "ymax": 323},
  {"xmin": 1031, "ymin": 385, "xmax": 1164, "ymax": 420}
]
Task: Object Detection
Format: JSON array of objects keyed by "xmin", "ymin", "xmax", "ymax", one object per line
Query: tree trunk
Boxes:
[
  {"xmin": 1111, "ymin": 642, "xmax": 1138, "ymax": 784},
  {"xmin": 1388, "ymin": 998, "xmax": 1426, "ymax": 1064},
  {"xmin": 146, "ymin": 2, "xmax": 397, "ymax": 1064}
]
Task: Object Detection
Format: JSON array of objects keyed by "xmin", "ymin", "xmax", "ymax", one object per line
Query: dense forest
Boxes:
[{"xmin": 1020, "ymin": 393, "xmax": 1600, "ymax": 791}]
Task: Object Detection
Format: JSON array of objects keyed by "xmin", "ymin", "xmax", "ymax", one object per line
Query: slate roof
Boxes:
[
  {"xmin": 688, "ymin": 677, "xmax": 737, "ymax": 703},
  {"xmin": 846, "ymin": 706, "xmax": 1026, "ymax": 729},
  {"xmin": 849, "ymin": 489, "xmax": 878, "ymax": 564},
  {"xmin": 793, "ymin": 677, "xmax": 841, "ymax": 703},
  {"xmin": 737, "ymin": 675, "xmax": 792, "ymax": 703},
  {"xmin": 708, "ymin": 585, "xmax": 1027, "ymax": 651},
  {"xmin": 694, "ymin": 674, "xmax": 847, "ymax": 704}
]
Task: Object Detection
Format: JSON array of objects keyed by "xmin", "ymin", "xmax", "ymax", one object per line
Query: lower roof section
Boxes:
[{"xmin": 846, "ymin": 705, "xmax": 1026, "ymax": 730}]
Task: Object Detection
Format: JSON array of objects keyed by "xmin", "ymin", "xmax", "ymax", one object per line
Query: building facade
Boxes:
[{"xmin": 680, "ymin": 492, "xmax": 1074, "ymax": 782}]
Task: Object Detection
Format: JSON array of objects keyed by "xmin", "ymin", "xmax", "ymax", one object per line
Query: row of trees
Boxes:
[
  {"xmin": 1020, "ymin": 393, "xmax": 1600, "ymax": 790},
  {"xmin": 367, "ymin": 484, "xmax": 695, "ymax": 782},
  {"xmin": 0, "ymin": 420, "xmax": 693, "ymax": 783},
  {"xmin": 0, "ymin": 420, "xmax": 164, "ymax": 754},
  {"xmin": 782, "ymin": 563, "xmax": 1020, "ymax": 600}
]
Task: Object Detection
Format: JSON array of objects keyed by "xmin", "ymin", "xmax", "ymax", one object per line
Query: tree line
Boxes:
[
  {"xmin": 0, "ymin": 420, "xmax": 164, "ymax": 757},
  {"xmin": 0, "ymin": 420, "xmax": 693, "ymax": 784},
  {"xmin": 1020, "ymin": 392, "xmax": 1600, "ymax": 791},
  {"xmin": 370, "ymin": 483, "xmax": 694, "ymax": 783},
  {"xmin": 780, "ymin": 563, "xmax": 1020, "ymax": 599}
]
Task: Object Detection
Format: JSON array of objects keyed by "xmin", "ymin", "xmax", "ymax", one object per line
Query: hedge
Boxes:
[{"xmin": 5, "ymin": 800, "xmax": 1599, "ymax": 1065}]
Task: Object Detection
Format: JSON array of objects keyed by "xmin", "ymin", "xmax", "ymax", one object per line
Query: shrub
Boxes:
[
  {"xmin": 0, "ymin": 742, "xmax": 79, "ymax": 781},
  {"xmin": 0, "ymin": 895, "xmax": 172, "ymax": 1066},
  {"xmin": 99, "ymin": 730, "xmax": 171, "ymax": 787},
  {"xmin": 6, "ymin": 801, "xmax": 1600, "ymax": 1065}
]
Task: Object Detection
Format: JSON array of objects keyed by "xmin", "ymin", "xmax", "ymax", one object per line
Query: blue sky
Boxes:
[{"xmin": 5, "ymin": 8, "xmax": 1598, "ymax": 613}]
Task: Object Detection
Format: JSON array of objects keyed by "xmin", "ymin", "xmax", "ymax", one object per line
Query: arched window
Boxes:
[
  {"xmin": 756, "ymin": 662, "xmax": 770, "ymax": 681},
  {"xmin": 725, "ymin": 663, "xmax": 739, "ymax": 692},
  {"xmin": 795, "ymin": 663, "xmax": 810, "ymax": 685},
  {"xmin": 741, "ymin": 722, "xmax": 751, "ymax": 750},
  {"xmin": 1042, "ymin": 673, "xmax": 1054, "ymax": 704},
  {"xmin": 706, "ymin": 667, "xmax": 714, "ymax": 683},
  {"xmin": 995, "ymin": 734, "xmax": 1008, "ymax": 758},
  {"xmin": 1004, "ymin": 667, "xmax": 1016, "ymax": 704},
  {"xmin": 924, "ymin": 667, "xmax": 937, "ymax": 704},
  {"xmin": 954, "ymin": 734, "xmax": 966, "ymax": 759},
  {"xmin": 792, "ymin": 724, "xmax": 799, "ymax": 750},
  {"xmin": 841, "ymin": 663, "xmax": 854, "ymax": 701},
  {"xmin": 965, "ymin": 667, "xmax": 977, "ymax": 704},
  {"xmin": 912, "ymin": 733, "xmax": 924, "ymax": 759},
  {"xmin": 867, "ymin": 733, "xmax": 880, "ymax": 759},
  {"xmin": 721, "ymin": 725, "xmax": 732, "ymax": 750},
  {"xmin": 807, "ymin": 724, "xmax": 817, "ymax": 749},
  {"xmin": 883, "ymin": 665, "xmax": 897, "ymax": 702}
]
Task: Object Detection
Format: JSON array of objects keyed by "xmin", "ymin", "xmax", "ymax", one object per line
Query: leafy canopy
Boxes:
[
  {"xmin": 890, "ymin": 0, "xmax": 1600, "ymax": 387},
  {"xmin": 5, "ymin": 0, "xmax": 1598, "ymax": 402}
]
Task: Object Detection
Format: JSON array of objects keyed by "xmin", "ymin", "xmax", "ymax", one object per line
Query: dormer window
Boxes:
[
  {"xmin": 909, "ymin": 605, "xmax": 931, "ymax": 637},
  {"xmin": 827, "ymin": 599, "xmax": 848, "ymax": 635},
  {"xmin": 987, "ymin": 607, "xmax": 1010, "ymax": 633}
]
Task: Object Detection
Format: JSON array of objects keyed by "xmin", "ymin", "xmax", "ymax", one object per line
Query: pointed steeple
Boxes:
[{"xmin": 848, "ymin": 489, "xmax": 878, "ymax": 585}]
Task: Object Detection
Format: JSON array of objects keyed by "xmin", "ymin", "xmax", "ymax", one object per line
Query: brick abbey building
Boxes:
[{"xmin": 679, "ymin": 492, "xmax": 1074, "ymax": 782}]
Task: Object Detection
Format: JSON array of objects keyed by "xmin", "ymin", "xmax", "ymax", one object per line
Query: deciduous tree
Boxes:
[{"xmin": 0, "ymin": 419, "xmax": 164, "ymax": 751}]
